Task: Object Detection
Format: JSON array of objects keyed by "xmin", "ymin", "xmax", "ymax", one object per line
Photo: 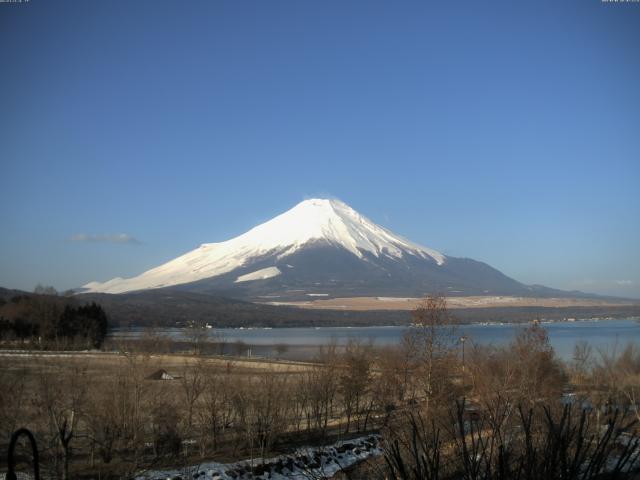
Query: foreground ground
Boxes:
[{"xmin": 2, "ymin": 318, "xmax": 640, "ymax": 479}]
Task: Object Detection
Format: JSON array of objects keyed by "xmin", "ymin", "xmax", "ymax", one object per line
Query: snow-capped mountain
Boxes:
[{"xmin": 80, "ymin": 198, "xmax": 548, "ymax": 299}]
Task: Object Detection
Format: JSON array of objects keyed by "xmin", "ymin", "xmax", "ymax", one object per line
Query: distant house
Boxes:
[{"xmin": 147, "ymin": 369, "xmax": 175, "ymax": 380}]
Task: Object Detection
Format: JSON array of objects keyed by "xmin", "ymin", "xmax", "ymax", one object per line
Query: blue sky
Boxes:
[{"xmin": 1, "ymin": 1, "xmax": 639, "ymax": 298}]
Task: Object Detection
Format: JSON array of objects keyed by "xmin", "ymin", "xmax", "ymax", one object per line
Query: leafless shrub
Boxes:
[{"xmin": 384, "ymin": 398, "xmax": 640, "ymax": 480}]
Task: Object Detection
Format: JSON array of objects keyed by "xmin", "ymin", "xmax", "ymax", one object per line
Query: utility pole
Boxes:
[{"xmin": 460, "ymin": 335, "xmax": 467, "ymax": 373}]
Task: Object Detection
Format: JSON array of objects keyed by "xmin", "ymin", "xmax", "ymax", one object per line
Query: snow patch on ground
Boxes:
[
  {"xmin": 375, "ymin": 297, "xmax": 414, "ymax": 302},
  {"xmin": 136, "ymin": 435, "xmax": 381, "ymax": 480}
]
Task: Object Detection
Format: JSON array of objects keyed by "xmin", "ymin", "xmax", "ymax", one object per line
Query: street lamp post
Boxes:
[{"xmin": 460, "ymin": 335, "xmax": 467, "ymax": 373}]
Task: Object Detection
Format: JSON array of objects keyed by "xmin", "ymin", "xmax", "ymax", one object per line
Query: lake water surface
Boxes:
[{"xmin": 111, "ymin": 318, "xmax": 640, "ymax": 361}]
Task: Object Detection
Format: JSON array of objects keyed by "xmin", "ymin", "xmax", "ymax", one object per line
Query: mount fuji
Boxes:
[{"xmin": 80, "ymin": 199, "xmax": 567, "ymax": 300}]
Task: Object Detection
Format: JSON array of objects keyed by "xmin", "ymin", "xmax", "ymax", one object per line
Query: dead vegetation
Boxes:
[{"xmin": 1, "ymin": 295, "xmax": 639, "ymax": 479}]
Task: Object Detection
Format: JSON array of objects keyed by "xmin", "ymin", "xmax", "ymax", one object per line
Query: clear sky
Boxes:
[{"xmin": 1, "ymin": 1, "xmax": 639, "ymax": 298}]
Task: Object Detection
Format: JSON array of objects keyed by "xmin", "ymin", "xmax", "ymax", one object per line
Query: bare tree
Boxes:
[
  {"xmin": 372, "ymin": 345, "xmax": 415, "ymax": 425},
  {"xmin": 511, "ymin": 322, "xmax": 566, "ymax": 403},
  {"xmin": 306, "ymin": 344, "xmax": 339, "ymax": 437},
  {"xmin": 179, "ymin": 359, "xmax": 206, "ymax": 429},
  {"xmin": 592, "ymin": 342, "xmax": 640, "ymax": 423},
  {"xmin": 468, "ymin": 322, "xmax": 565, "ymax": 408},
  {"xmin": 251, "ymin": 371, "xmax": 291, "ymax": 460},
  {"xmin": 338, "ymin": 340, "xmax": 372, "ymax": 433},
  {"xmin": 210, "ymin": 330, "xmax": 227, "ymax": 355},
  {"xmin": 34, "ymin": 284, "xmax": 58, "ymax": 296},
  {"xmin": 233, "ymin": 340, "xmax": 248, "ymax": 357},
  {"xmin": 408, "ymin": 295, "xmax": 458, "ymax": 412},
  {"xmin": 37, "ymin": 362, "xmax": 87, "ymax": 480},
  {"xmin": 199, "ymin": 367, "xmax": 236, "ymax": 456},
  {"xmin": 87, "ymin": 379, "xmax": 118, "ymax": 466},
  {"xmin": 275, "ymin": 343, "xmax": 289, "ymax": 358},
  {"xmin": 571, "ymin": 340, "xmax": 593, "ymax": 385},
  {"xmin": 118, "ymin": 346, "xmax": 153, "ymax": 472},
  {"xmin": 290, "ymin": 373, "xmax": 310, "ymax": 433},
  {"xmin": 138, "ymin": 325, "xmax": 172, "ymax": 353},
  {"xmin": 184, "ymin": 321, "xmax": 209, "ymax": 355},
  {"xmin": 0, "ymin": 358, "xmax": 31, "ymax": 446}
]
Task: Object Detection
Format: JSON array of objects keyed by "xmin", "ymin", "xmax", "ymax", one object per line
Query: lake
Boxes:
[{"xmin": 110, "ymin": 318, "xmax": 640, "ymax": 361}]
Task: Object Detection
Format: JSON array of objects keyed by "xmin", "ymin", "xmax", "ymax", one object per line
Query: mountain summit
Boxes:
[{"xmin": 81, "ymin": 199, "xmax": 562, "ymax": 299}]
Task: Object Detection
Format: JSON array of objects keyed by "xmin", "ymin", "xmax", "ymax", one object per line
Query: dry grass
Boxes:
[
  {"xmin": 0, "ymin": 350, "xmax": 317, "ymax": 377},
  {"xmin": 262, "ymin": 295, "xmax": 638, "ymax": 311}
]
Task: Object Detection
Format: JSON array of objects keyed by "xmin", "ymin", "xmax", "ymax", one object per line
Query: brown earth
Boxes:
[{"xmin": 262, "ymin": 295, "xmax": 638, "ymax": 311}]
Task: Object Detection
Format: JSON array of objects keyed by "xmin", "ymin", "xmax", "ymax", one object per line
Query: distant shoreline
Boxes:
[
  {"xmin": 259, "ymin": 295, "xmax": 640, "ymax": 311},
  {"xmin": 112, "ymin": 315, "xmax": 640, "ymax": 332}
]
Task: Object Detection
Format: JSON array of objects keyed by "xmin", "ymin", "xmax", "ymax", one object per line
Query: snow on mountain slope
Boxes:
[
  {"xmin": 234, "ymin": 266, "xmax": 281, "ymax": 283},
  {"xmin": 81, "ymin": 199, "xmax": 446, "ymax": 294}
]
